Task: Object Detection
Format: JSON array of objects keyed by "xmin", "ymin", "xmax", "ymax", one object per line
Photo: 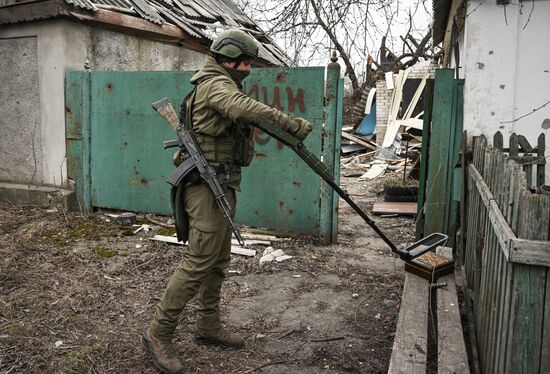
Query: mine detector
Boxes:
[{"xmin": 152, "ymin": 98, "xmax": 453, "ymax": 279}]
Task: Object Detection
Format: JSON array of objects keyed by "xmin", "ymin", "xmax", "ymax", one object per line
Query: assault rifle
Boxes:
[{"xmin": 151, "ymin": 97, "xmax": 245, "ymax": 247}]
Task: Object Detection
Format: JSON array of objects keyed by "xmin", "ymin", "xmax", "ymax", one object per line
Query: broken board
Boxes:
[{"xmin": 372, "ymin": 202, "xmax": 417, "ymax": 216}]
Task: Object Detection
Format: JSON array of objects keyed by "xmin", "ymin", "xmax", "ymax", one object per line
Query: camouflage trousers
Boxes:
[{"xmin": 149, "ymin": 183, "xmax": 235, "ymax": 341}]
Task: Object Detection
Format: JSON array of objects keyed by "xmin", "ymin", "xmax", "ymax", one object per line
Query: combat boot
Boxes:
[
  {"xmin": 141, "ymin": 328, "xmax": 183, "ymax": 374},
  {"xmin": 193, "ymin": 326, "xmax": 245, "ymax": 349}
]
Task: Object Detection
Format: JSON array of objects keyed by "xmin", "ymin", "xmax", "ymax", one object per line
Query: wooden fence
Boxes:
[{"xmin": 462, "ymin": 132, "xmax": 550, "ymax": 373}]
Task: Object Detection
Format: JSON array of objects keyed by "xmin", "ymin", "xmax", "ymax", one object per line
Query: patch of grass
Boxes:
[
  {"xmin": 40, "ymin": 219, "xmax": 124, "ymax": 247},
  {"xmin": 66, "ymin": 343, "xmax": 101, "ymax": 373},
  {"xmin": 156, "ymin": 227, "xmax": 176, "ymax": 236},
  {"xmin": 94, "ymin": 247, "xmax": 118, "ymax": 258},
  {"xmin": 40, "ymin": 231, "xmax": 70, "ymax": 247},
  {"xmin": 120, "ymin": 228, "xmax": 135, "ymax": 236},
  {"xmin": 67, "ymin": 220, "xmax": 119, "ymax": 240}
]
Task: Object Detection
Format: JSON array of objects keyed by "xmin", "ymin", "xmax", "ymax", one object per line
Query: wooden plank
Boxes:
[
  {"xmin": 455, "ymin": 266, "xmax": 482, "ymax": 374},
  {"xmin": 372, "ymin": 202, "xmax": 417, "ymax": 215},
  {"xmin": 497, "ymin": 163, "xmax": 522, "ymax": 373},
  {"xmin": 474, "ymin": 138, "xmax": 487, "ymax": 296},
  {"xmin": 493, "ymin": 131, "xmax": 503, "ymax": 150},
  {"xmin": 358, "ymin": 161, "xmax": 388, "ymax": 180},
  {"xmin": 509, "ymin": 238, "xmax": 550, "ymax": 266},
  {"xmin": 469, "ymin": 164, "xmax": 511, "ymax": 261},
  {"xmin": 537, "ymin": 133, "xmax": 546, "ymax": 187},
  {"xmin": 383, "ymin": 69, "xmax": 410, "ymax": 147},
  {"xmin": 402, "ymin": 73, "xmax": 429, "ymax": 121},
  {"xmin": 477, "ymin": 148, "xmax": 495, "ymax": 372},
  {"xmin": 340, "ymin": 132, "xmax": 377, "ymax": 151},
  {"xmin": 65, "ymin": 8, "xmax": 210, "ymax": 53},
  {"xmin": 541, "ymin": 268, "xmax": 550, "ymax": 374},
  {"xmin": 230, "ymin": 246, "xmax": 257, "ymax": 257},
  {"xmin": 491, "ymin": 155, "xmax": 512, "ymax": 373},
  {"xmin": 517, "ymin": 135, "xmax": 533, "ymax": 153},
  {"xmin": 388, "ymin": 272, "xmax": 429, "ymax": 374},
  {"xmin": 487, "ymin": 153, "xmax": 508, "ymax": 373},
  {"xmin": 507, "ymin": 194, "xmax": 548, "ymax": 373},
  {"xmin": 436, "ymin": 247, "xmax": 470, "ymax": 374}
]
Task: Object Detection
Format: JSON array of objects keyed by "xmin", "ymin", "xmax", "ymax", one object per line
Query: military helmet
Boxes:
[{"xmin": 210, "ymin": 28, "xmax": 259, "ymax": 60}]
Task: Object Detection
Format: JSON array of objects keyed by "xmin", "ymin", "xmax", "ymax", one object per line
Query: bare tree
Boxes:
[{"xmin": 236, "ymin": 0, "xmax": 436, "ymax": 99}]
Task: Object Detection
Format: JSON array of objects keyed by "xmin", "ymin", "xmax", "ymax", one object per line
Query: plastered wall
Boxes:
[
  {"xmin": 461, "ymin": 0, "xmax": 550, "ymax": 182},
  {"xmin": 0, "ymin": 19, "xmax": 206, "ymax": 187}
]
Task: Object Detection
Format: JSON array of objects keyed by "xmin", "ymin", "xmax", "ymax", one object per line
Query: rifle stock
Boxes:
[{"xmin": 152, "ymin": 98, "xmax": 180, "ymax": 131}]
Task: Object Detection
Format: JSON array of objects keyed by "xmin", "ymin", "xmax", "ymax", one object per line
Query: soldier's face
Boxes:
[
  {"xmin": 223, "ymin": 60, "xmax": 252, "ymax": 71},
  {"xmin": 237, "ymin": 61, "xmax": 252, "ymax": 71}
]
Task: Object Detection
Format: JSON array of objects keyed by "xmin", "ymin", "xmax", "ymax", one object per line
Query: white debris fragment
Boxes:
[
  {"xmin": 151, "ymin": 235, "xmax": 186, "ymax": 245},
  {"xmin": 270, "ymin": 249, "xmax": 285, "ymax": 258},
  {"xmin": 352, "ymin": 293, "xmax": 359, "ymax": 299},
  {"xmin": 374, "ymin": 313, "xmax": 381, "ymax": 319},
  {"xmin": 259, "ymin": 254, "xmax": 275, "ymax": 266},
  {"xmin": 292, "ymin": 274, "xmax": 302, "ymax": 278},
  {"xmin": 55, "ymin": 340, "xmax": 63, "ymax": 348},
  {"xmin": 275, "ymin": 255, "xmax": 293, "ymax": 262},
  {"xmin": 262, "ymin": 246, "xmax": 274, "ymax": 256},
  {"xmin": 259, "ymin": 248, "xmax": 293, "ymax": 266},
  {"xmin": 133, "ymin": 224, "xmax": 152, "ymax": 234}
]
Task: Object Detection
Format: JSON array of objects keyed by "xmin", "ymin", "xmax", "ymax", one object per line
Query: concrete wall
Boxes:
[
  {"xmin": 0, "ymin": 19, "xmax": 206, "ymax": 188},
  {"xmin": 460, "ymin": 0, "xmax": 550, "ymax": 182},
  {"xmin": 0, "ymin": 36, "xmax": 42, "ymax": 184}
]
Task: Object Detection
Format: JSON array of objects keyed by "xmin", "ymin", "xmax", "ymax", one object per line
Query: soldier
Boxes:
[{"xmin": 142, "ymin": 28, "xmax": 313, "ymax": 374}]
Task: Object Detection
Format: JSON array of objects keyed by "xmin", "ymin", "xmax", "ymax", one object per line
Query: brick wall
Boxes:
[{"xmin": 375, "ymin": 60, "xmax": 438, "ymax": 144}]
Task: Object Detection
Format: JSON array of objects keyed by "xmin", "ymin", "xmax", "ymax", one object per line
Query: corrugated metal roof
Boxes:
[
  {"xmin": 65, "ymin": 0, "xmax": 98, "ymax": 11},
  {"xmin": 127, "ymin": 0, "xmax": 163, "ymax": 24},
  {"xmin": 0, "ymin": 0, "xmax": 289, "ymax": 65}
]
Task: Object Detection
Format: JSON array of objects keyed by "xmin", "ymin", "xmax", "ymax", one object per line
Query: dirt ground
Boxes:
[{"xmin": 0, "ymin": 172, "xmax": 418, "ymax": 374}]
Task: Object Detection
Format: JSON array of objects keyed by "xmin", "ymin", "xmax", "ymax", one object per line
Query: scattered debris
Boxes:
[
  {"xmin": 259, "ymin": 246, "xmax": 293, "ymax": 266},
  {"xmin": 151, "ymin": 234, "xmax": 185, "ymax": 245},
  {"xmin": 358, "ymin": 160, "xmax": 388, "ymax": 180},
  {"xmin": 133, "ymin": 224, "xmax": 152, "ymax": 234},
  {"xmin": 231, "ymin": 238, "xmax": 270, "ymax": 246},
  {"xmin": 230, "ymin": 246, "xmax": 256, "ymax": 257},
  {"xmin": 117, "ymin": 212, "xmax": 136, "ymax": 226},
  {"xmin": 372, "ymin": 202, "xmax": 417, "ymax": 216}
]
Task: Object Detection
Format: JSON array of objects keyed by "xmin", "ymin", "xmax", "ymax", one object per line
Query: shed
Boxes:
[{"xmin": 0, "ymin": 0, "xmax": 289, "ymax": 205}]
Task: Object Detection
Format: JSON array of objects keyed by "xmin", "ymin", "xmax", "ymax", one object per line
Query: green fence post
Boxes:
[
  {"xmin": 65, "ymin": 71, "xmax": 92, "ymax": 213},
  {"xmin": 320, "ymin": 53, "xmax": 343, "ymax": 243},
  {"xmin": 423, "ymin": 69, "xmax": 463, "ymax": 243}
]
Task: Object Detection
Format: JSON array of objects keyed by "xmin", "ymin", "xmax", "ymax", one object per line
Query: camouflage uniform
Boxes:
[{"xmin": 148, "ymin": 47, "xmax": 312, "ymax": 344}]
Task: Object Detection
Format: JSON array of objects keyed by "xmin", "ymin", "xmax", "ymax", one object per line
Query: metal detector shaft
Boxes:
[{"xmin": 252, "ymin": 117, "xmax": 447, "ymax": 261}]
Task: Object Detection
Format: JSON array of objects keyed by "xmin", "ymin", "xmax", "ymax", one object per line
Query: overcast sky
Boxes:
[{"xmin": 237, "ymin": 0, "xmax": 433, "ymax": 79}]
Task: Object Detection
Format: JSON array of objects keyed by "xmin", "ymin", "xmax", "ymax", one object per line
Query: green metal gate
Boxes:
[{"xmin": 66, "ymin": 65, "xmax": 343, "ymax": 241}]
